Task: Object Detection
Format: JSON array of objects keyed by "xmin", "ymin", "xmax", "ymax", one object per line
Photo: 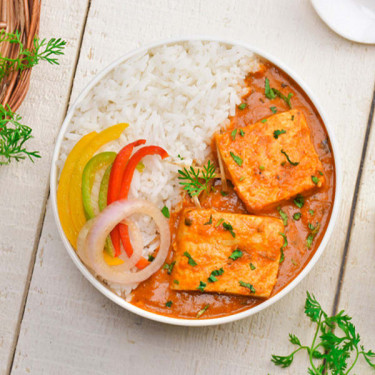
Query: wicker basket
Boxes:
[{"xmin": 0, "ymin": 0, "xmax": 41, "ymax": 111}]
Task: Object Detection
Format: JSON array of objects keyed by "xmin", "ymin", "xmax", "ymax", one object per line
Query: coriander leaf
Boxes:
[
  {"xmin": 281, "ymin": 149, "xmax": 299, "ymax": 166},
  {"xmin": 223, "ymin": 221, "xmax": 235, "ymax": 237},
  {"xmin": 183, "ymin": 251, "xmax": 197, "ymax": 266},
  {"xmin": 239, "ymin": 281, "xmax": 256, "ymax": 293},
  {"xmin": 211, "ymin": 268, "xmax": 224, "ymax": 276},
  {"xmin": 196, "ymin": 304, "xmax": 210, "ymax": 318},
  {"xmin": 273, "ymin": 129, "xmax": 286, "ymax": 139},
  {"xmin": 279, "ymin": 232, "xmax": 288, "ymax": 263},
  {"xmin": 238, "ymin": 103, "xmax": 247, "ymax": 110},
  {"xmin": 239, "ymin": 129, "xmax": 245, "ymax": 137},
  {"xmin": 177, "ymin": 154, "xmax": 184, "ymax": 160},
  {"xmin": 277, "ymin": 206, "xmax": 288, "ymax": 226},
  {"xmin": 178, "ymin": 160, "xmax": 216, "ymax": 197},
  {"xmin": 261, "ymin": 119, "xmax": 267, "ymax": 123},
  {"xmin": 259, "ymin": 165, "xmax": 265, "ymax": 171},
  {"xmin": 230, "ymin": 151, "xmax": 243, "ymax": 167},
  {"xmin": 173, "ymin": 279, "xmax": 179, "ymax": 285},
  {"xmin": 208, "ymin": 275, "xmax": 217, "ymax": 283},
  {"xmin": 0, "ymin": 104, "xmax": 41, "ymax": 165},
  {"xmin": 215, "ymin": 218, "xmax": 224, "ymax": 227},
  {"xmin": 165, "ymin": 301, "xmax": 173, "ymax": 307},
  {"xmin": 293, "ymin": 212, "xmax": 302, "ymax": 221},
  {"xmin": 161, "ymin": 206, "xmax": 170, "ymax": 218},
  {"xmin": 204, "ymin": 214, "xmax": 213, "ymax": 225},
  {"xmin": 250, "ymin": 263, "xmax": 256, "ymax": 270},
  {"xmin": 265, "ymin": 77, "xmax": 276, "ymax": 99},
  {"xmin": 311, "ymin": 175, "xmax": 319, "ymax": 185},
  {"xmin": 294, "ymin": 194, "xmax": 305, "ymax": 208},
  {"xmin": 220, "ymin": 191, "xmax": 228, "ymax": 196},
  {"xmin": 309, "ymin": 209, "xmax": 315, "ymax": 216},
  {"xmin": 273, "ymin": 88, "xmax": 293, "ymax": 108},
  {"xmin": 231, "ymin": 128, "xmax": 237, "ymax": 140},
  {"xmin": 229, "ymin": 249, "xmax": 243, "ymax": 260},
  {"xmin": 163, "ymin": 261, "xmax": 176, "ymax": 275},
  {"xmin": 304, "ymin": 291, "xmax": 322, "ymax": 322},
  {"xmin": 148, "ymin": 254, "xmax": 155, "ymax": 262},
  {"xmin": 197, "ymin": 281, "xmax": 206, "ymax": 292},
  {"xmin": 270, "ymin": 106, "xmax": 277, "ymax": 114},
  {"xmin": 289, "ymin": 334, "xmax": 301, "ymax": 346}
]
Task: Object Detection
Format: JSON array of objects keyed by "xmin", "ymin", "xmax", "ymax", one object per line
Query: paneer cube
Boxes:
[
  {"xmin": 171, "ymin": 209, "xmax": 284, "ymax": 298},
  {"xmin": 215, "ymin": 109, "xmax": 324, "ymax": 212}
]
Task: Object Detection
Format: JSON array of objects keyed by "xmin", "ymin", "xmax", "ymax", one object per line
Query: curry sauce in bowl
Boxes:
[{"xmin": 51, "ymin": 38, "xmax": 340, "ymax": 325}]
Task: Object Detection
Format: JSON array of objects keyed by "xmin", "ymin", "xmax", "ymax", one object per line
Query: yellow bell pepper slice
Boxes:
[
  {"xmin": 103, "ymin": 252, "xmax": 124, "ymax": 266},
  {"xmin": 57, "ymin": 132, "xmax": 97, "ymax": 246},
  {"xmin": 69, "ymin": 123, "xmax": 128, "ymax": 247}
]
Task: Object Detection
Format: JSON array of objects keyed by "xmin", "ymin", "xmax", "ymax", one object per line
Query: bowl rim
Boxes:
[{"xmin": 50, "ymin": 36, "xmax": 342, "ymax": 327}]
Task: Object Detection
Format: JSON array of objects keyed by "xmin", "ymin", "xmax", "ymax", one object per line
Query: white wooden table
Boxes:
[{"xmin": 0, "ymin": 0, "xmax": 374, "ymax": 373}]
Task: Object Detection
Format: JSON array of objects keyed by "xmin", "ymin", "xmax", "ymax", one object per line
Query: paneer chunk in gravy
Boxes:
[
  {"xmin": 215, "ymin": 109, "xmax": 324, "ymax": 212},
  {"xmin": 171, "ymin": 209, "xmax": 284, "ymax": 298}
]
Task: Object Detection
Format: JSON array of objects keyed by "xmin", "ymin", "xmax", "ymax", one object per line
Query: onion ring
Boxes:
[{"xmin": 85, "ymin": 199, "xmax": 170, "ymax": 285}]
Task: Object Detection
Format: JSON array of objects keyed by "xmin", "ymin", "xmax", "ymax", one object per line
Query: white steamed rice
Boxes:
[{"xmin": 57, "ymin": 41, "xmax": 260, "ymax": 298}]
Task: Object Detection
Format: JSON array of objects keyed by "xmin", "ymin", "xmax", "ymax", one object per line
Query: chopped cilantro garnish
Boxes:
[
  {"xmin": 220, "ymin": 191, "xmax": 228, "ymax": 197},
  {"xmin": 211, "ymin": 268, "xmax": 224, "ymax": 276},
  {"xmin": 270, "ymin": 106, "xmax": 277, "ymax": 114},
  {"xmin": 309, "ymin": 209, "xmax": 315, "ymax": 216},
  {"xmin": 273, "ymin": 129, "xmax": 286, "ymax": 139},
  {"xmin": 223, "ymin": 221, "xmax": 235, "ymax": 237},
  {"xmin": 177, "ymin": 154, "xmax": 184, "ymax": 160},
  {"xmin": 183, "ymin": 251, "xmax": 197, "ymax": 266},
  {"xmin": 229, "ymin": 249, "xmax": 243, "ymax": 260},
  {"xmin": 291, "ymin": 258, "xmax": 297, "ymax": 266},
  {"xmin": 250, "ymin": 263, "xmax": 256, "ymax": 270},
  {"xmin": 196, "ymin": 304, "xmax": 210, "ymax": 318},
  {"xmin": 165, "ymin": 301, "xmax": 173, "ymax": 307},
  {"xmin": 148, "ymin": 254, "xmax": 155, "ymax": 262},
  {"xmin": 265, "ymin": 77, "xmax": 276, "ymax": 99},
  {"xmin": 277, "ymin": 206, "xmax": 288, "ymax": 226},
  {"xmin": 238, "ymin": 103, "xmax": 247, "ymax": 110},
  {"xmin": 312, "ymin": 175, "xmax": 319, "ymax": 185},
  {"xmin": 281, "ymin": 149, "xmax": 299, "ymax": 166},
  {"xmin": 163, "ymin": 261, "xmax": 176, "ymax": 275},
  {"xmin": 293, "ymin": 212, "xmax": 302, "ymax": 221},
  {"xmin": 319, "ymin": 171, "xmax": 323, "ymax": 176},
  {"xmin": 208, "ymin": 275, "xmax": 217, "ymax": 283},
  {"xmin": 161, "ymin": 206, "xmax": 170, "ymax": 218},
  {"xmin": 273, "ymin": 88, "xmax": 293, "ymax": 108},
  {"xmin": 239, "ymin": 128, "xmax": 245, "ymax": 137},
  {"xmin": 259, "ymin": 165, "xmax": 265, "ymax": 171},
  {"xmin": 197, "ymin": 281, "xmax": 206, "ymax": 292},
  {"xmin": 279, "ymin": 232, "xmax": 288, "ymax": 263},
  {"xmin": 239, "ymin": 281, "xmax": 256, "ymax": 293},
  {"xmin": 239, "ymin": 176, "xmax": 245, "ymax": 181},
  {"xmin": 231, "ymin": 128, "xmax": 237, "ymax": 141},
  {"xmin": 294, "ymin": 194, "xmax": 305, "ymax": 208},
  {"xmin": 204, "ymin": 214, "xmax": 213, "ymax": 225},
  {"xmin": 230, "ymin": 151, "xmax": 243, "ymax": 166},
  {"xmin": 173, "ymin": 279, "xmax": 179, "ymax": 285},
  {"xmin": 261, "ymin": 119, "xmax": 267, "ymax": 123},
  {"xmin": 306, "ymin": 223, "xmax": 320, "ymax": 249},
  {"xmin": 215, "ymin": 218, "xmax": 224, "ymax": 227}
]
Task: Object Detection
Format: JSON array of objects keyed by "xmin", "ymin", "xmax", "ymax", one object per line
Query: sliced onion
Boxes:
[
  {"xmin": 216, "ymin": 144, "xmax": 227, "ymax": 191},
  {"xmin": 85, "ymin": 199, "xmax": 170, "ymax": 285},
  {"xmin": 76, "ymin": 219, "xmax": 95, "ymax": 266}
]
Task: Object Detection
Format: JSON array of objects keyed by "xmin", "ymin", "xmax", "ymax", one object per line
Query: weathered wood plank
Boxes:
[
  {"xmin": 335, "ymin": 93, "xmax": 375, "ymax": 373},
  {"xmin": 0, "ymin": 1, "xmax": 89, "ymax": 374},
  {"xmin": 10, "ymin": 0, "xmax": 375, "ymax": 373}
]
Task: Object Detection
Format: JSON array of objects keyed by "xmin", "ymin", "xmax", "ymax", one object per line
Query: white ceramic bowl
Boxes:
[{"xmin": 50, "ymin": 37, "xmax": 342, "ymax": 327}]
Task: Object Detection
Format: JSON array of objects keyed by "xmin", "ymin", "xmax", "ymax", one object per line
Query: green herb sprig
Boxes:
[
  {"xmin": 0, "ymin": 105, "xmax": 40, "ymax": 165},
  {"xmin": 178, "ymin": 161, "xmax": 216, "ymax": 197},
  {"xmin": 271, "ymin": 292, "xmax": 375, "ymax": 374}
]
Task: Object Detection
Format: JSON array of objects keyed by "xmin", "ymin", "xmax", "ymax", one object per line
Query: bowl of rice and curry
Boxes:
[{"xmin": 50, "ymin": 38, "xmax": 341, "ymax": 326}]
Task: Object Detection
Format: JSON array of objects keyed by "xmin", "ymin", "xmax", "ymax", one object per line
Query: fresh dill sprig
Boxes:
[
  {"xmin": 0, "ymin": 30, "xmax": 66, "ymax": 80},
  {"xmin": 271, "ymin": 292, "xmax": 375, "ymax": 374},
  {"xmin": 0, "ymin": 104, "xmax": 40, "ymax": 164},
  {"xmin": 178, "ymin": 160, "xmax": 216, "ymax": 197}
]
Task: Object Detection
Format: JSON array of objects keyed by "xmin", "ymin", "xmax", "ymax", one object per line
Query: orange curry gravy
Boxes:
[{"xmin": 130, "ymin": 61, "xmax": 336, "ymax": 319}]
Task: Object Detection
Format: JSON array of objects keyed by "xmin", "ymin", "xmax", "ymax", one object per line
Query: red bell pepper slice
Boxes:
[
  {"xmin": 119, "ymin": 146, "xmax": 169, "ymax": 268},
  {"xmin": 107, "ymin": 139, "xmax": 146, "ymax": 256}
]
